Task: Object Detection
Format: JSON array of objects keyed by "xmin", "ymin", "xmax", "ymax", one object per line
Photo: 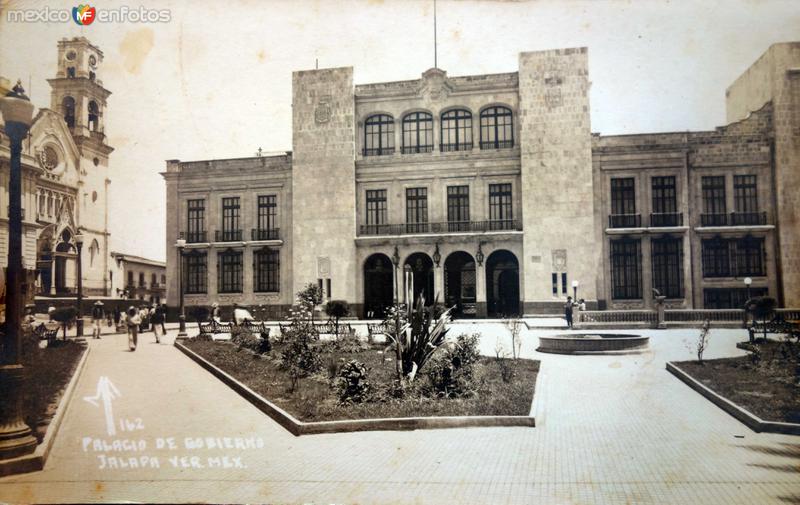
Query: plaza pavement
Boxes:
[{"xmin": 0, "ymin": 323, "xmax": 798, "ymax": 504}]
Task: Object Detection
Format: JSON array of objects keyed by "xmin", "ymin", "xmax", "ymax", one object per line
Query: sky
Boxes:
[{"xmin": 0, "ymin": 0, "xmax": 798, "ymax": 262}]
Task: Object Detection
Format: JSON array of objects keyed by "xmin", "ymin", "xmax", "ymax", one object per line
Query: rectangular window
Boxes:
[
  {"xmin": 652, "ymin": 238, "xmax": 683, "ymax": 298},
  {"xmin": 127, "ymin": 271, "xmax": 133, "ymax": 286},
  {"xmin": 151, "ymin": 273, "xmax": 157, "ymax": 287},
  {"xmin": 365, "ymin": 189, "xmax": 387, "ymax": 234},
  {"xmin": 552, "ymin": 273, "xmax": 558, "ymax": 296},
  {"xmin": 447, "ymin": 186, "xmax": 470, "ymax": 231},
  {"xmin": 221, "ymin": 197, "xmax": 241, "ymax": 241},
  {"xmin": 326, "ymin": 279, "xmax": 332, "ymax": 301},
  {"xmin": 138, "ymin": 272, "xmax": 145, "ymax": 287},
  {"xmin": 406, "ymin": 187, "xmax": 428, "ymax": 233},
  {"xmin": 218, "ymin": 250, "xmax": 243, "ymax": 293},
  {"xmin": 488, "ymin": 183, "xmax": 513, "ymax": 230},
  {"xmin": 254, "ymin": 248, "xmax": 279, "ymax": 293},
  {"xmin": 256, "ymin": 195, "xmax": 278, "ymax": 240},
  {"xmin": 184, "ymin": 252, "xmax": 207, "ymax": 294},
  {"xmin": 733, "ymin": 175, "xmax": 758, "ymax": 213},
  {"xmin": 735, "ymin": 237, "xmax": 765, "ymax": 277},
  {"xmin": 561, "ymin": 272, "xmax": 568, "ymax": 296},
  {"xmin": 701, "ymin": 238, "xmax": 731, "ymax": 278},
  {"xmin": 609, "ymin": 177, "xmax": 638, "ymax": 227},
  {"xmin": 704, "ymin": 288, "xmax": 768, "ymax": 309},
  {"xmin": 611, "ymin": 239, "xmax": 642, "ymax": 299},
  {"xmin": 702, "ymin": 176, "xmax": 726, "ymax": 225},
  {"xmin": 651, "ymin": 176, "xmax": 678, "ymax": 226}
]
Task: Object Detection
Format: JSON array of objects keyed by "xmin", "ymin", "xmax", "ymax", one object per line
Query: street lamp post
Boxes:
[
  {"xmin": 0, "ymin": 80, "xmax": 37, "ymax": 459},
  {"xmin": 572, "ymin": 280, "xmax": 579, "ymax": 301},
  {"xmin": 176, "ymin": 239, "xmax": 187, "ymax": 336},
  {"xmin": 75, "ymin": 232, "xmax": 84, "ymax": 336},
  {"xmin": 744, "ymin": 277, "xmax": 752, "ymax": 301}
]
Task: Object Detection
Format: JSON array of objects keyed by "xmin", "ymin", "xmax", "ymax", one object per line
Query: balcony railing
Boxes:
[
  {"xmin": 480, "ymin": 140, "xmax": 514, "ymax": 150},
  {"xmin": 400, "ymin": 145, "xmax": 434, "ymax": 154},
  {"xmin": 251, "ymin": 228, "xmax": 280, "ymax": 241},
  {"xmin": 359, "ymin": 219, "xmax": 522, "ymax": 236},
  {"xmin": 650, "ymin": 212, "xmax": 683, "ymax": 227},
  {"xmin": 363, "ymin": 147, "xmax": 395, "ymax": 156},
  {"xmin": 608, "ymin": 214, "xmax": 642, "ymax": 228},
  {"xmin": 215, "ymin": 229, "xmax": 242, "ymax": 242},
  {"xmin": 731, "ymin": 211, "xmax": 768, "ymax": 226},
  {"xmin": 440, "ymin": 142, "xmax": 473, "ymax": 152},
  {"xmin": 700, "ymin": 212, "xmax": 768, "ymax": 227},
  {"xmin": 180, "ymin": 231, "xmax": 208, "ymax": 243}
]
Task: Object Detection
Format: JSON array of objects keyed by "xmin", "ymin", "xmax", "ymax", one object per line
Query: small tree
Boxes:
[
  {"xmin": 745, "ymin": 296, "xmax": 778, "ymax": 342},
  {"xmin": 297, "ymin": 283, "xmax": 323, "ymax": 322},
  {"xmin": 696, "ymin": 319, "xmax": 711, "ymax": 364},
  {"xmin": 325, "ymin": 300, "xmax": 350, "ymax": 335},
  {"xmin": 51, "ymin": 307, "xmax": 77, "ymax": 340},
  {"xmin": 504, "ymin": 318, "xmax": 523, "ymax": 359},
  {"xmin": 188, "ymin": 306, "xmax": 210, "ymax": 331}
]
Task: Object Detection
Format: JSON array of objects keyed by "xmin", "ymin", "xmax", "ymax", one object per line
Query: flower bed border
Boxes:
[
  {"xmin": 666, "ymin": 361, "xmax": 800, "ymax": 436},
  {"xmin": 0, "ymin": 345, "xmax": 91, "ymax": 476},
  {"xmin": 175, "ymin": 338, "xmax": 536, "ymax": 436}
]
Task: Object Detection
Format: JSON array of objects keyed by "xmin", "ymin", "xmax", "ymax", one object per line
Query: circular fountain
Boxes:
[{"xmin": 537, "ymin": 333, "xmax": 649, "ymax": 355}]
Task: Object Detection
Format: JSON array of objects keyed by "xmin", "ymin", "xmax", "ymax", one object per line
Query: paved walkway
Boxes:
[{"xmin": 0, "ymin": 324, "xmax": 798, "ymax": 504}]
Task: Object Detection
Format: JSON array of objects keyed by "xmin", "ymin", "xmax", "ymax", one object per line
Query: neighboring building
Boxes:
[
  {"xmin": 163, "ymin": 42, "xmax": 800, "ymax": 317},
  {"xmin": 0, "ymin": 37, "xmax": 113, "ymax": 303},
  {"xmin": 109, "ymin": 252, "xmax": 166, "ymax": 304}
]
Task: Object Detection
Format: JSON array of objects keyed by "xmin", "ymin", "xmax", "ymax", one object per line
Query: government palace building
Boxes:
[{"xmin": 163, "ymin": 42, "xmax": 799, "ymax": 319}]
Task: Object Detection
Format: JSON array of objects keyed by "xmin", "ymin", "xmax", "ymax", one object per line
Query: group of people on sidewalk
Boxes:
[
  {"xmin": 564, "ymin": 297, "xmax": 586, "ymax": 329},
  {"xmin": 88, "ymin": 301, "xmax": 167, "ymax": 351}
]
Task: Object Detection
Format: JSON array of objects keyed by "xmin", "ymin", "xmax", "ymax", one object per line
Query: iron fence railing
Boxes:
[
  {"xmin": 608, "ymin": 214, "xmax": 642, "ymax": 228},
  {"xmin": 251, "ymin": 228, "xmax": 280, "ymax": 241},
  {"xmin": 650, "ymin": 212, "xmax": 683, "ymax": 227},
  {"xmin": 359, "ymin": 219, "xmax": 522, "ymax": 236},
  {"xmin": 215, "ymin": 229, "xmax": 242, "ymax": 242}
]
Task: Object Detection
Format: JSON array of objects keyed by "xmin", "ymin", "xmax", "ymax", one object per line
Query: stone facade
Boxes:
[
  {"xmin": 109, "ymin": 252, "xmax": 166, "ymax": 304},
  {"xmin": 0, "ymin": 37, "xmax": 113, "ymax": 304},
  {"xmin": 163, "ymin": 43, "xmax": 799, "ymax": 317}
]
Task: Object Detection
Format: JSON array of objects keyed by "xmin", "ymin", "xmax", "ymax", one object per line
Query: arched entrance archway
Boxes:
[
  {"xmin": 444, "ymin": 251, "xmax": 476, "ymax": 318},
  {"xmin": 486, "ymin": 250, "xmax": 520, "ymax": 317},
  {"xmin": 404, "ymin": 252, "xmax": 434, "ymax": 306},
  {"xmin": 363, "ymin": 253, "xmax": 394, "ymax": 319},
  {"xmin": 54, "ymin": 230, "xmax": 74, "ymax": 294}
]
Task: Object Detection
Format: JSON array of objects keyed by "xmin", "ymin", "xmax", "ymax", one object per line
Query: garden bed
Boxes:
[
  {"xmin": 183, "ymin": 338, "xmax": 539, "ymax": 422},
  {"xmin": 674, "ymin": 341, "xmax": 800, "ymax": 424}
]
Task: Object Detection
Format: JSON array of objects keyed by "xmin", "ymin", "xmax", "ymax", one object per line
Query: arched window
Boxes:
[
  {"xmin": 440, "ymin": 109, "xmax": 472, "ymax": 152},
  {"xmin": 62, "ymin": 96, "xmax": 75, "ymax": 128},
  {"xmin": 402, "ymin": 112, "xmax": 433, "ymax": 154},
  {"xmin": 480, "ymin": 106, "xmax": 514, "ymax": 149},
  {"xmin": 88, "ymin": 101, "xmax": 99, "ymax": 132},
  {"xmin": 89, "ymin": 239, "xmax": 100, "ymax": 267},
  {"xmin": 363, "ymin": 114, "xmax": 394, "ymax": 156}
]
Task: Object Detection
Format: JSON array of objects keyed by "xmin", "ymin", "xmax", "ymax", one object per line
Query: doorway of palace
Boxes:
[
  {"xmin": 486, "ymin": 249, "xmax": 520, "ymax": 317},
  {"xmin": 444, "ymin": 251, "xmax": 476, "ymax": 317},
  {"xmin": 404, "ymin": 252, "xmax": 434, "ymax": 307},
  {"xmin": 363, "ymin": 253, "xmax": 394, "ymax": 318}
]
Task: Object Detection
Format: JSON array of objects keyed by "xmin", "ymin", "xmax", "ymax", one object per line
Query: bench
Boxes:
[
  {"xmin": 199, "ymin": 321, "xmax": 233, "ymax": 335},
  {"xmin": 34, "ymin": 323, "xmax": 59, "ymax": 344},
  {"xmin": 242, "ymin": 321, "xmax": 270, "ymax": 338},
  {"xmin": 367, "ymin": 323, "xmax": 388, "ymax": 337},
  {"xmin": 748, "ymin": 316, "xmax": 799, "ymax": 343},
  {"xmin": 314, "ymin": 321, "xmax": 352, "ymax": 336}
]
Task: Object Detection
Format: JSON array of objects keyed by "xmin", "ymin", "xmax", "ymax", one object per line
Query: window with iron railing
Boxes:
[
  {"xmin": 440, "ymin": 109, "xmax": 473, "ymax": 152},
  {"xmin": 406, "ymin": 187, "xmax": 428, "ymax": 233},
  {"xmin": 651, "ymin": 176, "xmax": 680, "ymax": 227},
  {"xmin": 186, "ymin": 199, "xmax": 205, "ymax": 242},
  {"xmin": 218, "ymin": 249, "xmax": 242, "ymax": 293},
  {"xmin": 220, "ymin": 197, "xmax": 241, "ymax": 241},
  {"xmin": 734, "ymin": 175, "xmax": 758, "ymax": 213},
  {"xmin": 701, "ymin": 238, "xmax": 731, "ymax": 277},
  {"xmin": 184, "ymin": 251, "xmax": 207, "ymax": 294},
  {"xmin": 479, "ymin": 106, "xmax": 514, "ymax": 149},
  {"xmin": 611, "ymin": 238, "xmax": 642, "ymax": 299},
  {"xmin": 702, "ymin": 236, "xmax": 765, "ymax": 278},
  {"xmin": 364, "ymin": 114, "xmax": 395, "ymax": 156},
  {"xmin": 256, "ymin": 195, "xmax": 277, "ymax": 240},
  {"xmin": 364, "ymin": 189, "xmax": 387, "ymax": 235},
  {"xmin": 735, "ymin": 236, "xmax": 765, "ymax": 277},
  {"xmin": 254, "ymin": 248, "xmax": 279, "ymax": 293},
  {"xmin": 702, "ymin": 176, "xmax": 726, "ymax": 226},
  {"xmin": 703, "ymin": 287, "xmax": 768, "ymax": 309},
  {"xmin": 402, "ymin": 112, "xmax": 433, "ymax": 154},
  {"xmin": 447, "ymin": 186, "xmax": 470, "ymax": 232},
  {"xmin": 488, "ymin": 183, "xmax": 513, "ymax": 230},
  {"xmin": 652, "ymin": 237, "xmax": 683, "ymax": 298}
]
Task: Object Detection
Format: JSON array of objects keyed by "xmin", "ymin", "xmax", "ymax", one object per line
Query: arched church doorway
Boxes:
[
  {"xmin": 444, "ymin": 251, "xmax": 476, "ymax": 317},
  {"xmin": 486, "ymin": 250, "xmax": 520, "ymax": 317},
  {"xmin": 404, "ymin": 252, "xmax": 434, "ymax": 307},
  {"xmin": 54, "ymin": 230, "xmax": 74, "ymax": 294},
  {"xmin": 363, "ymin": 253, "xmax": 394, "ymax": 319}
]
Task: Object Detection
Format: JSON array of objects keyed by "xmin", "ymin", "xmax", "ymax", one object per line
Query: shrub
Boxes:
[
  {"xmin": 426, "ymin": 334, "xmax": 480, "ymax": 398},
  {"xmin": 51, "ymin": 307, "xmax": 77, "ymax": 339},
  {"xmin": 325, "ymin": 300, "xmax": 350, "ymax": 335},
  {"xmin": 297, "ymin": 283, "xmax": 323, "ymax": 321},
  {"xmin": 335, "ymin": 359, "xmax": 372, "ymax": 404},
  {"xmin": 384, "ymin": 296, "xmax": 453, "ymax": 381}
]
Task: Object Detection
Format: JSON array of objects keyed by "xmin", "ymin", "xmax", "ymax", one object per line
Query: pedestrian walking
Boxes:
[
  {"xmin": 91, "ymin": 301, "xmax": 105, "ymax": 339},
  {"xmin": 126, "ymin": 306, "xmax": 141, "ymax": 351},
  {"xmin": 150, "ymin": 303, "xmax": 163, "ymax": 344},
  {"xmin": 113, "ymin": 306, "xmax": 121, "ymax": 327},
  {"xmin": 211, "ymin": 302, "xmax": 221, "ymax": 323},
  {"xmin": 565, "ymin": 296, "xmax": 576, "ymax": 329},
  {"xmin": 160, "ymin": 303, "xmax": 168, "ymax": 335}
]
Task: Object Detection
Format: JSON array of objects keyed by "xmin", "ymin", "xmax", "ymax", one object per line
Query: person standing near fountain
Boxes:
[{"xmin": 565, "ymin": 296, "xmax": 576, "ymax": 329}]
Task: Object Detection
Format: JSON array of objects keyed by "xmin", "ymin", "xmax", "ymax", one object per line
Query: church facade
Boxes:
[
  {"xmin": 163, "ymin": 42, "xmax": 799, "ymax": 317},
  {"xmin": 0, "ymin": 37, "xmax": 113, "ymax": 303}
]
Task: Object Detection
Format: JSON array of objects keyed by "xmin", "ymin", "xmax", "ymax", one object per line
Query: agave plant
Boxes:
[{"xmin": 383, "ymin": 295, "xmax": 453, "ymax": 381}]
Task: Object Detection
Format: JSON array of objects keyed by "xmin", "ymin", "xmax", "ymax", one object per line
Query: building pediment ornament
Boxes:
[
  {"xmin": 314, "ymin": 95, "xmax": 332, "ymax": 124},
  {"xmin": 419, "ymin": 68, "xmax": 453, "ymax": 101}
]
